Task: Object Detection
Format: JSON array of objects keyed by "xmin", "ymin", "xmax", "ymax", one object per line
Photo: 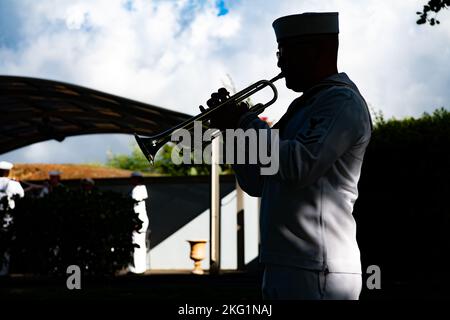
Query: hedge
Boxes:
[
  {"xmin": 1, "ymin": 188, "xmax": 141, "ymax": 276},
  {"xmin": 355, "ymin": 108, "xmax": 450, "ymax": 288}
]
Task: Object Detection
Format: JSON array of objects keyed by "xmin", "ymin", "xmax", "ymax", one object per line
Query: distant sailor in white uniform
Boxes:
[
  {"xmin": 0, "ymin": 161, "xmax": 24, "ymax": 210},
  {"xmin": 128, "ymin": 172, "xmax": 149, "ymax": 274},
  {"xmin": 37, "ymin": 170, "xmax": 65, "ymax": 198},
  {"xmin": 0, "ymin": 161, "xmax": 25, "ymax": 276}
]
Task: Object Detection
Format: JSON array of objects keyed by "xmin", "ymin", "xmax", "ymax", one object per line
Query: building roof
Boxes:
[
  {"xmin": 10, "ymin": 163, "xmax": 134, "ymax": 181},
  {"xmin": 0, "ymin": 75, "xmax": 191, "ymax": 154}
]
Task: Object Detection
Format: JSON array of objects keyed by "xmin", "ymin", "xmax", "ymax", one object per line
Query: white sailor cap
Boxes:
[
  {"xmin": 0, "ymin": 161, "xmax": 13, "ymax": 170},
  {"xmin": 49, "ymin": 170, "xmax": 61, "ymax": 176},
  {"xmin": 272, "ymin": 12, "xmax": 339, "ymax": 42}
]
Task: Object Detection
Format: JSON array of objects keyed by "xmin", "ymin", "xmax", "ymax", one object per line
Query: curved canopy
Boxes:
[{"xmin": 0, "ymin": 76, "xmax": 190, "ymax": 154}]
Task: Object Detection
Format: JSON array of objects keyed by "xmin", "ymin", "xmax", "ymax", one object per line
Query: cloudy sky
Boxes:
[{"xmin": 1, "ymin": 0, "xmax": 449, "ymax": 164}]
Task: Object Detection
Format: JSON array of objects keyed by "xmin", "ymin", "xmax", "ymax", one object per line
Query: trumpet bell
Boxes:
[{"xmin": 134, "ymin": 133, "xmax": 159, "ymax": 164}]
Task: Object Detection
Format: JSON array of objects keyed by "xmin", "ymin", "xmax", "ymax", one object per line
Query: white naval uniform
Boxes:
[
  {"xmin": 0, "ymin": 177, "xmax": 25, "ymax": 276},
  {"xmin": 129, "ymin": 184, "xmax": 149, "ymax": 274},
  {"xmin": 0, "ymin": 177, "xmax": 24, "ymax": 210},
  {"xmin": 233, "ymin": 72, "xmax": 372, "ymax": 299}
]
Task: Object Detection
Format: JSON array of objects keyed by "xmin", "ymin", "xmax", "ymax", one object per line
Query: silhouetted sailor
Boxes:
[
  {"xmin": 0, "ymin": 161, "xmax": 25, "ymax": 276},
  {"xmin": 202, "ymin": 12, "xmax": 372, "ymax": 299},
  {"xmin": 0, "ymin": 161, "xmax": 24, "ymax": 210},
  {"xmin": 37, "ymin": 170, "xmax": 65, "ymax": 197}
]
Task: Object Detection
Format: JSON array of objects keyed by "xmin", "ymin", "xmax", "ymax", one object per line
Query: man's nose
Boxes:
[
  {"xmin": 277, "ymin": 56, "xmax": 283, "ymax": 69},
  {"xmin": 277, "ymin": 57, "xmax": 286, "ymax": 69},
  {"xmin": 276, "ymin": 49, "xmax": 285, "ymax": 69}
]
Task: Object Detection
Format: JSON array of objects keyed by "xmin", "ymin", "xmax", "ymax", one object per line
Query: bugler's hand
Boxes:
[{"xmin": 199, "ymin": 88, "xmax": 250, "ymax": 130}]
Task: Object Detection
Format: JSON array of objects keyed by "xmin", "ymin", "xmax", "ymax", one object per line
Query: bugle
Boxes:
[{"xmin": 135, "ymin": 73, "xmax": 284, "ymax": 164}]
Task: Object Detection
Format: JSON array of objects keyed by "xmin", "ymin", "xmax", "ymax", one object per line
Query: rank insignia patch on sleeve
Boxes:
[{"xmin": 297, "ymin": 116, "xmax": 333, "ymax": 145}]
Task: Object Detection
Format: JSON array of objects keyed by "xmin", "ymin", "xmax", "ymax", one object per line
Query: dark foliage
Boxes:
[
  {"xmin": 2, "ymin": 188, "xmax": 141, "ymax": 276},
  {"xmin": 355, "ymin": 108, "xmax": 450, "ymax": 290},
  {"xmin": 417, "ymin": 0, "xmax": 450, "ymax": 25}
]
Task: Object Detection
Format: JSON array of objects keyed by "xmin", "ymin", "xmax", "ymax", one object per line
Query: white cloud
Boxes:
[
  {"xmin": 1, "ymin": 0, "xmax": 449, "ymax": 163},
  {"xmin": 65, "ymin": 5, "xmax": 90, "ymax": 30}
]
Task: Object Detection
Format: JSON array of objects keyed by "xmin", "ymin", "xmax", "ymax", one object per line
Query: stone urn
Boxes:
[{"xmin": 187, "ymin": 240, "xmax": 207, "ymax": 275}]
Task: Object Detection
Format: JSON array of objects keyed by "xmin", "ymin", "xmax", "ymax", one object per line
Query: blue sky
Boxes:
[{"xmin": 1, "ymin": 0, "xmax": 449, "ymax": 164}]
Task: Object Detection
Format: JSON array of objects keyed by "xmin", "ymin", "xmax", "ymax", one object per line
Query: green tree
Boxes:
[
  {"xmin": 106, "ymin": 144, "xmax": 150, "ymax": 172},
  {"xmin": 106, "ymin": 142, "xmax": 232, "ymax": 176}
]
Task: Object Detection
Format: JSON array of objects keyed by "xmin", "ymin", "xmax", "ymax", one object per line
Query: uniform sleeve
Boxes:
[
  {"xmin": 7, "ymin": 180, "xmax": 25, "ymax": 198},
  {"xmin": 232, "ymin": 163, "xmax": 264, "ymax": 197},
  {"xmin": 275, "ymin": 89, "xmax": 368, "ymax": 186},
  {"xmin": 231, "ymin": 112, "xmax": 269, "ymax": 197}
]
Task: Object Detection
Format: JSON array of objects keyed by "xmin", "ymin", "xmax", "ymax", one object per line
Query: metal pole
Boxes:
[
  {"xmin": 236, "ymin": 181, "xmax": 245, "ymax": 271},
  {"xmin": 209, "ymin": 137, "xmax": 221, "ymax": 274}
]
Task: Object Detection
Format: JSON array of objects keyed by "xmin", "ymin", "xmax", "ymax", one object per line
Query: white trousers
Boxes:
[
  {"xmin": 129, "ymin": 230, "xmax": 147, "ymax": 274},
  {"xmin": 129, "ymin": 207, "xmax": 149, "ymax": 274},
  {"xmin": 262, "ymin": 264, "xmax": 362, "ymax": 300}
]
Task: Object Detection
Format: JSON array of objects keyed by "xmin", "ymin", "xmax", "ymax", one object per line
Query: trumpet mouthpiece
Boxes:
[{"xmin": 271, "ymin": 73, "xmax": 284, "ymax": 82}]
